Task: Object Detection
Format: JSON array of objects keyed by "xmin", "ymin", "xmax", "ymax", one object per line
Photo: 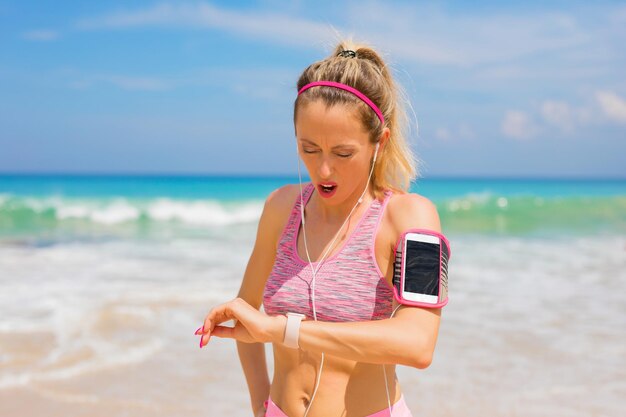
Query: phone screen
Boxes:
[{"xmin": 404, "ymin": 239, "xmax": 440, "ymax": 296}]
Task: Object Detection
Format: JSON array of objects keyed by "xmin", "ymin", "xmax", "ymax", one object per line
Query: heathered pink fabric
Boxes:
[{"xmin": 263, "ymin": 183, "xmax": 394, "ymax": 322}]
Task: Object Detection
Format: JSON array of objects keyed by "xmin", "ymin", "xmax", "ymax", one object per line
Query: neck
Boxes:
[{"xmin": 308, "ymin": 182, "xmax": 376, "ymax": 224}]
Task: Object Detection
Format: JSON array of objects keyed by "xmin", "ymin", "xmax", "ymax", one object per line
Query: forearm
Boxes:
[
  {"xmin": 236, "ymin": 341, "xmax": 270, "ymax": 415},
  {"xmin": 272, "ymin": 316, "xmax": 426, "ymax": 368}
]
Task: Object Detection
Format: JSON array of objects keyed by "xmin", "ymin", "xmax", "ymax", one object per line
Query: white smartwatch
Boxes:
[{"xmin": 283, "ymin": 312, "xmax": 306, "ymax": 349}]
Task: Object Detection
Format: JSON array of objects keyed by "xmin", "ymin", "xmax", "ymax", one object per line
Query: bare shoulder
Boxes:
[
  {"xmin": 385, "ymin": 192, "xmax": 442, "ymax": 235},
  {"xmin": 260, "ymin": 183, "xmax": 303, "ymax": 245},
  {"xmin": 264, "ymin": 183, "xmax": 301, "ymax": 217}
]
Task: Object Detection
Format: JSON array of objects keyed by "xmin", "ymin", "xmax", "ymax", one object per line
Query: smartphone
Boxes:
[{"xmin": 400, "ymin": 232, "xmax": 443, "ymax": 305}]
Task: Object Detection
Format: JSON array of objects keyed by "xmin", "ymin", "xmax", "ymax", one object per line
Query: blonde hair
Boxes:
[{"xmin": 294, "ymin": 39, "xmax": 419, "ymax": 200}]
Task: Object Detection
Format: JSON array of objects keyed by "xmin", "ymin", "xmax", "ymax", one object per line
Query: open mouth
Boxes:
[{"xmin": 317, "ymin": 183, "xmax": 337, "ymax": 198}]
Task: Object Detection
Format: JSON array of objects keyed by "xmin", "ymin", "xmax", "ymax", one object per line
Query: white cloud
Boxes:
[
  {"xmin": 435, "ymin": 124, "xmax": 475, "ymax": 141},
  {"xmin": 523, "ymin": 93, "xmax": 626, "ymax": 137},
  {"xmin": 70, "ymin": 1, "xmax": 626, "ymax": 77},
  {"xmin": 595, "ymin": 91, "xmax": 626, "ymax": 123},
  {"xmin": 346, "ymin": 3, "xmax": 593, "ymax": 67},
  {"xmin": 541, "ymin": 100, "xmax": 575, "ymax": 132},
  {"xmin": 501, "ymin": 110, "xmax": 538, "ymax": 140},
  {"xmin": 458, "ymin": 123, "xmax": 475, "ymax": 140},
  {"xmin": 75, "ymin": 2, "xmax": 337, "ymax": 49},
  {"xmin": 22, "ymin": 30, "xmax": 59, "ymax": 41},
  {"xmin": 435, "ymin": 127, "xmax": 450, "ymax": 141}
]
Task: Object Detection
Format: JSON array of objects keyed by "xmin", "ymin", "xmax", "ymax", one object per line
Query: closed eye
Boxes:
[{"xmin": 302, "ymin": 148, "xmax": 352, "ymax": 158}]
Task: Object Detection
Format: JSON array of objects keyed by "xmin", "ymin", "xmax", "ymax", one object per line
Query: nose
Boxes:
[{"xmin": 317, "ymin": 155, "xmax": 332, "ymax": 179}]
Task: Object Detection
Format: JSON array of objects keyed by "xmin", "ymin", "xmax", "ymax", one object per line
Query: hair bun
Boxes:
[
  {"xmin": 337, "ymin": 50, "xmax": 357, "ymax": 58},
  {"xmin": 351, "ymin": 48, "xmax": 385, "ymax": 72}
]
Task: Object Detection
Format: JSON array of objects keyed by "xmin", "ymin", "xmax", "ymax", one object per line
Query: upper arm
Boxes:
[
  {"xmin": 387, "ymin": 193, "xmax": 443, "ymax": 368},
  {"xmin": 389, "ymin": 193, "xmax": 442, "ymax": 235},
  {"xmin": 236, "ymin": 185, "xmax": 296, "ymax": 310}
]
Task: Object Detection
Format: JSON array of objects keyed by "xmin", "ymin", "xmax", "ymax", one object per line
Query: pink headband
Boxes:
[{"xmin": 297, "ymin": 81, "xmax": 385, "ymax": 125}]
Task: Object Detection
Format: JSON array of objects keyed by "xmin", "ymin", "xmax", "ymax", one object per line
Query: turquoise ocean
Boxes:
[{"xmin": 0, "ymin": 175, "xmax": 624, "ymax": 416}]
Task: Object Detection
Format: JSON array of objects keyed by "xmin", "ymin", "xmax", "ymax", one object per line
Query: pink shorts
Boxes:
[{"xmin": 264, "ymin": 393, "xmax": 413, "ymax": 417}]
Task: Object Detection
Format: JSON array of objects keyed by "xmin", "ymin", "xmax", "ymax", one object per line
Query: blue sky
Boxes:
[{"xmin": 1, "ymin": 1, "xmax": 625, "ymax": 178}]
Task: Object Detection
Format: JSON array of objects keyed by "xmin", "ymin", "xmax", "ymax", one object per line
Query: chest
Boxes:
[
  {"xmin": 263, "ymin": 200, "xmax": 397, "ymax": 322},
  {"xmin": 292, "ymin": 200, "xmax": 395, "ymax": 284}
]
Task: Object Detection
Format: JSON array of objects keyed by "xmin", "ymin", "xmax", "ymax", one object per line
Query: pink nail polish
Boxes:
[
  {"xmin": 199, "ymin": 337, "xmax": 203, "ymax": 348},
  {"xmin": 195, "ymin": 327, "xmax": 202, "ymax": 335}
]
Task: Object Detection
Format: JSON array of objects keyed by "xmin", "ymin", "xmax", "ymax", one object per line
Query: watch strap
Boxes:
[{"xmin": 284, "ymin": 312, "xmax": 306, "ymax": 349}]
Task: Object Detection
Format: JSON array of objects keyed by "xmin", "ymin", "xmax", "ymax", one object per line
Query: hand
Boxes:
[{"xmin": 195, "ymin": 298, "xmax": 286, "ymax": 347}]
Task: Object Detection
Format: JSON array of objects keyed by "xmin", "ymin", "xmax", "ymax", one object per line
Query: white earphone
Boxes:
[{"xmin": 358, "ymin": 142, "xmax": 379, "ymax": 204}]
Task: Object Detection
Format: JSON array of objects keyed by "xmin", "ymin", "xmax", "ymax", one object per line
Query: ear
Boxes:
[{"xmin": 378, "ymin": 127, "xmax": 391, "ymax": 150}]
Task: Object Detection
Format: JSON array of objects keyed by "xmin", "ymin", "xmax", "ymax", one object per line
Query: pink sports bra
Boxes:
[{"xmin": 262, "ymin": 183, "xmax": 395, "ymax": 322}]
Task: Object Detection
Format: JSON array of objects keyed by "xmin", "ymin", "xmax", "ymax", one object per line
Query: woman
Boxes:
[{"xmin": 195, "ymin": 40, "xmax": 443, "ymax": 417}]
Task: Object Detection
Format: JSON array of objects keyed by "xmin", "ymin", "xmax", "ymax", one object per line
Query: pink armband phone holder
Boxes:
[{"xmin": 392, "ymin": 228, "xmax": 451, "ymax": 308}]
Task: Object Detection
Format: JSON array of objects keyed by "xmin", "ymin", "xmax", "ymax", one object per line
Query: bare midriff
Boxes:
[{"xmin": 269, "ymin": 343, "xmax": 402, "ymax": 417}]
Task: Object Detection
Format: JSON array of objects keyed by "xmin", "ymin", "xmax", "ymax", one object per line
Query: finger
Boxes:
[
  {"xmin": 202, "ymin": 302, "xmax": 233, "ymax": 334},
  {"xmin": 199, "ymin": 331, "xmax": 209, "ymax": 348},
  {"xmin": 200, "ymin": 313, "xmax": 212, "ymax": 335},
  {"xmin": 200, "ymin": 325, "xmax": 235, "ymax": 347},
  {"xmin": 210, "ymin": 325, "xmax": 235, "ymax": 339}
]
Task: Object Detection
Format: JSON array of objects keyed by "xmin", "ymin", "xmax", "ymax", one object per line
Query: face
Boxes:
[{"xmin": 295, "ymin": 100, "xmax": 378, "ymax": 205}]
